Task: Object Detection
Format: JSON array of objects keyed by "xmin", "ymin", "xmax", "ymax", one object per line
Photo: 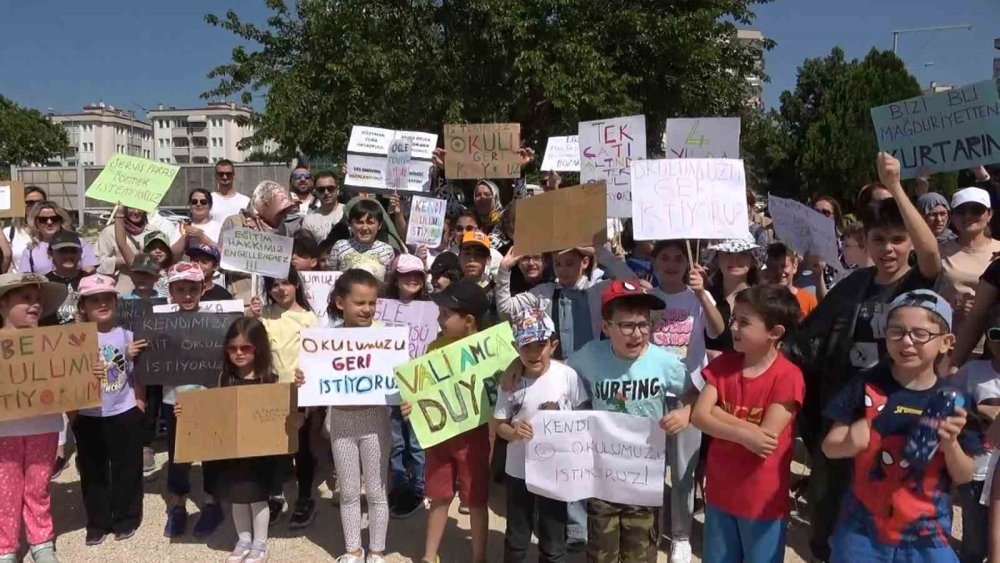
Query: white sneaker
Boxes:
[
  {"xmin": 670, "ymin": 539, "xmax": 693, "ymax": 563},
  {"xmin": 335, "ymin": 549, "xmax": 365, "ymax": 563},
  {"xmin": 366, "ymin": 554, "xmax": 386, "ymax": 563}
]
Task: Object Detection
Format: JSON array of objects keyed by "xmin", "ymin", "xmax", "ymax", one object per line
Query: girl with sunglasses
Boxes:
[
  {"xmin": 18, "ymin": 201, "xmax": 99, "ymax": 275},
  {"xmin": 182, "ymin": 188, "xmax": 222, "ymax": 248}
]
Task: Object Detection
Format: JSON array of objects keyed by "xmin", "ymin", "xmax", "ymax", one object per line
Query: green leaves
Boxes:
[
  {"xmin": 0, "ymin": 94, "xmax": 69, "ymax": 172},
  {"xmin": 203, "ymin": 0, "xmax": 769, "ymax": 168}
]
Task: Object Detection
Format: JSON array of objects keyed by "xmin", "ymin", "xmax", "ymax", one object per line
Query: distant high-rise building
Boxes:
[
  {"xmin": 148, "ymin": 101, "xmax": 273, "ymax": 164},
  {"xmin": 737, "ymin": 29, "xmax": 766, "ymax": 108},
  {"xmin": 48, "ymin": 104, "xmax": 153, "ymax": 166}
]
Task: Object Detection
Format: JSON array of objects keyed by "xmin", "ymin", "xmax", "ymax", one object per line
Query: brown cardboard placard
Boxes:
[
  {"xmin": 174, "ymin": 383, "xmax": 299, "ymax": 463},
  {"xmin": 513, "ymin": 183, "xmax": 608, "ymax": 255},
  {"xmin": 444, "ymin": 123, "xmax": 521, "ymax": 179},
  {"xmin": 0, "ymin": 180, "xmax": 26, "ymax": 219},
  {"xmin": 0, "ymin": 323, "xmax": 101, "ymax": 421}
]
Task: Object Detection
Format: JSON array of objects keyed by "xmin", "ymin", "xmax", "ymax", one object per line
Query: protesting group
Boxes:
[{"xmin": 0, "ymin": 141, "xmax": 999, "ymax": 563}]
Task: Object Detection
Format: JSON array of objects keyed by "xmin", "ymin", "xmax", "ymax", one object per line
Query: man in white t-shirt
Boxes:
[
  {"xmin": 209, "ymin": 159, "xmax": 250, "ymax": 223},
  {"xmin": 493, "ymin": 308, "xmax": 586, "ymax": 561},
  {"xmin": 301, "ymin": 171, "xmax": 344, "ymax": 242}
]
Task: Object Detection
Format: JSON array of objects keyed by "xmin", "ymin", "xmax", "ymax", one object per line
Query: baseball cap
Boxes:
[
  {"xmin": 431, "ymin": 278, "xmax": 490, "ymax": 319},
  {"xmin": 512, "ymin": 309, "xmax": 556, "ymax": 349},
  {"xmin": 78, "ymin": 274, "xmax": 118, "ymax": 297},
  {"xmin": 395, "ymin": 253, "xmax": 426, "ymax": 274},
  {"xmin": 186, "ymin": 242, "xmax": 221, "ymax": 262},
  {"xmin": 143, "ymin": 231, "xmax": 171, "ymax": 250},
  {"xmin": 461, "ymin": 231, "xmax": 491, "ymax": 251},
  {"xmin": 49, "ymin": 229, "xmax": 82, "ymax": 251},
  {"xmin": 886, "ymin": 289, "xmax": 953, "ymax": 332},
  {"xmin": 130, "ymin": 253, "xmax": 160, "ymax": 276},
  {"xmin": 167, "ymin": 261, "xmax": 205, "ymax": 284},
  {"xmin": 601, "ymin": 279, "xmax": 665, "ymax": 312},
  {"xmin": 951, "ymin": 187, "xmax": 991, "ymax": 210}
]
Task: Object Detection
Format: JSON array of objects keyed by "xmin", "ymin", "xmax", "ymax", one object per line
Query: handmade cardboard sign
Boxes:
[
  {"xmin": 513, "ymin": 183, "xmax": 607, "ymax": 255},
  {"xmin": 871, "ymin": 79, "xmax": 1000, "ymax": 179},
  {"xmin": 0, "ymin": 179, "xmax": 26, "ymax": 219},
  {"xmin": 85, "ymin": 155, "xmax": 180, "ymax": 213},
  {"xmin": 630, "ymin": 158, "xmax": 750, "ymax": 241},
  {"xmin": 405, "ymin": 196, "xmax": 447, "ymax": 248},
  {"xmin": 444, "ymin": 123, "xmax": 521, "ymax": 179},
  {"xmin": 345, "ymin": 154, "xmax": 433, "ymax": 192},
  {"xmin": 394, "ymin": 323, "xmax": 516, "ymax": 448},
  {"xmin": 540, "ymin": 136, "xmax": 581, "ymax": 171},
  {"xmin": 386, "ymin": 138, "xmax": 413, "ymax": 191},
  {"xmin": 374, "ymin": 298, "xmax": 440, "ymax": 358},
  {"xmin": 579, "ymin": 115, "xmax": 646, "ymax": 218},
  {"xmin": 767, "ymin": 195, "xmax": 843, "ymax": 272},
  {"xmin": 300, "ymin": 271, "xmax": 341, "ymax": 324},
  {"xmin": 664, "ymin": 118, "xmax": 741, "ymax": 159},
  {"xmin": 132, "ymin": 311, "xmax": 242, "ymax": 387},
  {"xmin": 298, "ymin": 326, "xmax": 410, "ymax": 407},
  {"xmin": 525, "ymin": 410, "xmax": 667, "ymax": 506},
  {"xmin": 0, "ymin": 323, "xmax": 101, "ymax": 421},
  {"xmin": 174, "ymin": 383, "xmax": 298, "ymax": 463},
  {"xmin": 220, "ymin": 228, "xmax": 293, "ymax": 279}
]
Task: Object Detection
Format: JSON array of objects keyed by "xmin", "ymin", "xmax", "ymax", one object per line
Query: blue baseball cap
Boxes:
[
  {"xmin": 186, "ymin": 242, "xmax": 220, "ymax": 262},
  {"xmin": 886, "ymin": 289, "xmax": 953, "ymax": 331},
  {"xmin": 512, "ymin": 308, "xmax": 556, "ymax": 349}
]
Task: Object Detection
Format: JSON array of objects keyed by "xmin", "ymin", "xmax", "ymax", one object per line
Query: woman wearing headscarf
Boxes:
[
  {"xmin": 18, "ymin": 201, "xmax": 100, "ymax": 275},
  {"xmin": 916, "ymin": 192, "xmax": 955, "ymax": 244}
]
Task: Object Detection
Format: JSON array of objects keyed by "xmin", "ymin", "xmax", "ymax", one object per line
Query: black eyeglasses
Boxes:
[
  {"xmin": 608, "ymin": 321, "xmax": 651, "ymax": 336},
  {"xmin": 36, "ymin": 215, "xmax": 63, "ymax": 225},
  {"xmin": 885, "ymin": 326, "xmax": 944, "ymax": 344},
  {"xmin": 314, "ymin": 187, "xmax": 338, "ymax": 194},
  {"xmin": 189, "ymin": 198, "xmax": 209, "ymax": 206}
]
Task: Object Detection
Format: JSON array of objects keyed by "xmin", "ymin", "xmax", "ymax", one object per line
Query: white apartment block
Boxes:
[
  {"xmin": 48, "ymin": 103, "xmax": 153, "ymax": 166},
  {"xmin": 149, "ymin": 101, "xmax": 265, "ymax": 164},
  {"xmin": 737, "ymin": 29, "xmax": 766, "ymax": 109}
]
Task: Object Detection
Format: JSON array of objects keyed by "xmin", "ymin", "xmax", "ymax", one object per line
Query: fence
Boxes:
[{"xmin": 11, "ymin": 162, "xmax": 293, "ymax": 228}]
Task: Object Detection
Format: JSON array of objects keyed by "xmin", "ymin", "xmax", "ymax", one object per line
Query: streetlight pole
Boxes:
[{"xmin": 892, "ymin": 24, "xmax": 972, "ymax": 54}]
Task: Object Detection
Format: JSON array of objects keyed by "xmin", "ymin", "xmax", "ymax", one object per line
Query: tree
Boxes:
[
  {"xmin": 0, "ymin": 94, "xmax": 69, "ymax": 175},
  {"xmin": 743, "ymin": 48, "xmax": 921, "ymax": 209},
  {"xmin": 203, "ymin": 0, "xmax": 773, "ymax": 165}
]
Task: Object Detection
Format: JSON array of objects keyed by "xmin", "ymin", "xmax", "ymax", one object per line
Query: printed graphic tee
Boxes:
[
  {"xmin": 849, "ymin": 268, "xmax": 934, "ymax": 370},
  {"xmin": 650, "ymin": 287, "xmax": 712, "ymax": 390},
  {"xmin": 80, "ymin": 326, "xmax": 137, "ymax": 417}
]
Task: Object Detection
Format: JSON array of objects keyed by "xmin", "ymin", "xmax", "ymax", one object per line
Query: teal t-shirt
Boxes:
[{"xmin": 567, "ymin": 339, "xmax": 685, "ymax": 418}]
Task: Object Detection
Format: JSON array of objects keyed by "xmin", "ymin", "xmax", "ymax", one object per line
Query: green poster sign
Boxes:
[
  {"xmin": 394, "ymin": 322, "xmax": 517, "ymax": 448},
  {"xmin": 86, "ymin": 155, "xmax": 180, "ymax": 212}
]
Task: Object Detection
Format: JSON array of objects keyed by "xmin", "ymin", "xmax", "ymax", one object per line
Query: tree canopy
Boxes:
[
  {"xmin": 204, "ymin": 0, "xmax": 773, "ymax": 166},
  {"xmin": 0, "ymin": 94, "xmax": 69, "ymax": 175}
]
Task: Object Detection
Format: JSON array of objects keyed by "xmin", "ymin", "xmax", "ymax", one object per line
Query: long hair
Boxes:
[
  {"xmin": 811, "ymin": 195, "xmax": 845, "ymax": 233},
  {"xmin": 263, "ymin": 266, "xmax": 312, "ymax": 312},
  {"xmin": 220, "ymin": 317, "xmax": 275, "ymax": 386},
  {"xmin": 328, "ymin": 268, "xmax": 380, "ymax": 320},
  {"xmin": 384, "ymin": 267, "xmax": 430, "ymax": 302},
  {"xmin": 708, "ymin": 251, "xmax": 760, "ymax": 290},
  {"xmin": 651, "ymin": 239, "xmax": 691, "ymax": 284},
  {"xmin": 26, "ymin": 201, "xmax": 73, "ymax": 244}
]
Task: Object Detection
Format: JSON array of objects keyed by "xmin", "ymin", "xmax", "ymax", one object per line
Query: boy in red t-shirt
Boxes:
[{"xmin": 691, "ymin": 284, "xmax": 805, "ymax": 562}]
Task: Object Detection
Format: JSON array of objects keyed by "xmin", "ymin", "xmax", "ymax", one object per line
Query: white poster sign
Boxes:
[
  {"xmin": 0, "ymin": 184, "xmax": 10, "ymax": 211},
  {"xmin": 219, "ymin": 228, "xmax": 293, "ymax": 279},
  {"xmin": 345, "ymin": 154, "xmax": 432, "ymax": 192},
  {"xmin": 347, "ymin": 126, "xmax": 438, "ymax": 161},
  {"xmin": 541, "ymin": 136, "xmax": 581, "ymax": 172},
  {"xmin": 152, "ymin": 300, "xmax": 244, "ymax": 314},
  {"xmin": 525, "ymin": 410, "xmax": 666, "ymax": 506},
  {"xmin": 767, "ymin": 195, "xmax": 843, "ymax": 271},
  {"xmin": 386, "ymin": 138, "xmax": 413, "ymax": 191},
  {"xmin": 393, "ymin": 130, "xmax": 438, "ymax": 160},
  {"xmin": 579, "ymin": 115, "xmax": 646, "ymax": 218},
  {"xmin": 630, "ymin": 158, "xmax": 750, "ymax": 241},
  {"xmin": 664, "ymin": 118, "xmax": 741, "ymax": 159},
  {"xmin": 301, "ymin": 271, "xmax": 342, "ymax": 324},
  {"xmin": 405, "ymin": 196, "xmax": 447, "ymax": 248},
  {"xmin": 298, "ymin": 326, "xmax": 410, "ymax": 406}
]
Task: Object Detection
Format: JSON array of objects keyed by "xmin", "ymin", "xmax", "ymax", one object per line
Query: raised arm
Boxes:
[
  {"xmin": 113, "ymin": 209, "xmax": 136, "ymax": 268},
  {"xmin": 878, "ymin": 152, "xmax": 941, "ymax": 279}
]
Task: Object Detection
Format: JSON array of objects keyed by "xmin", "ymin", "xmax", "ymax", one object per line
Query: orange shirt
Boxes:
[{"xmin": 792, "ymin": 286, "xmax": 818, "ymax": 318}]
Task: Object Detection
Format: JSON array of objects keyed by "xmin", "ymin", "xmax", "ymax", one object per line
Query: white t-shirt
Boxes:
[
  {"xmin": 210, "ymin": 191, "xmax": 251, "ymax": 223},
  {"xmin": 953, "ymin": 359, "xmax": 1000, "ymax": 481},
  {"xmin": 6, "ymin": 224, "xmax": 31, "ymax": 273},
  {"xmin": 301, "ymin": 205, "xmax": 344, "ymax": 242},
  {"xmin": 190, "ymin": 219, "xmax": 223, "ymax": 245},
  {"xmin": 493, "ymin": 360, "xmax": 585, "ymax": 480},
  {"xmin": 650, "ymin": 287, "xmax": 712, "ymax": 391}
]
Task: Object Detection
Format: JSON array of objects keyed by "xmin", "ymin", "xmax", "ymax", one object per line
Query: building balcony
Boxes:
[
  {"xmin": 172, "ymin": 145, "xmax": 191, "ymax": 157},
  {"xmin": 192, "ymin": 146, "xmax": 210, "ymax": 158},
  {"xmin": 171, "ymin": 127, "xmax": 190, "ymax": 138}
]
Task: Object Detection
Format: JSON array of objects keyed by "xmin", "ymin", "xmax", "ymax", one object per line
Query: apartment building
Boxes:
[
  {"xmin": 149, "ymin": 101, "xmax": 264, "ymax": 164},
  {"xmin": 48, "ymin": 103, "xmax": 153, "ymax": 166},
  {"xmin": 737, "ymin": 29, "xmax": 766, "ymax": 109}
]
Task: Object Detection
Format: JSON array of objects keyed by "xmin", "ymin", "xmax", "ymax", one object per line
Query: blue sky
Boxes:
[{"xmin": 1, "ymin": 0, "xmax": 997, "ymax": 116}]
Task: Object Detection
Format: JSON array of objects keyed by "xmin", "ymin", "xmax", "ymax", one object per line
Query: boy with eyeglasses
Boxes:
[
  {"xmin": 301, "ymin": 171, "xmax": 344, "ymax": 242},
  {"xmin": 566, "ymin": 279, "xmax": 686, "ymax": 562},
  {"xmin": 209, "ymin": 159, "xmax": 249, "ymax": 223}
]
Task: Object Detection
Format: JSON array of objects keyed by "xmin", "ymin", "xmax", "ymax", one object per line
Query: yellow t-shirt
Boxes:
[{"xmin": 261, "ymin": 305, "xmax": 319, "ymax": 383}]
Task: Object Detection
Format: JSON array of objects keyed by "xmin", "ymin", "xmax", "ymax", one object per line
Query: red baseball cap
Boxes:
[{"xmin": 601, "ymin": 279, "xmax": 665, "ymax": 311}]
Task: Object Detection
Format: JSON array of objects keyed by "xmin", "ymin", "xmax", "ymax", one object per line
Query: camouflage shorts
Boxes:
[{"xmin": 586, "ymin": 498, "xmax": 657, "ymax": 562}]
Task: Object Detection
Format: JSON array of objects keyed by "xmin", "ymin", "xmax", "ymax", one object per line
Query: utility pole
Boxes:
[{"xmin": 892, "ymin": 24, "xmax": 972, "ymax": 55}]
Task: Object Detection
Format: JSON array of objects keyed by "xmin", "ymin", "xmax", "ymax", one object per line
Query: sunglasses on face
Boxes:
[
  {"xmin": 955, "ymin": 204, "xmax": 988, "ymax": 216},
  {"xmin": 291, "ymin": 173, "xmax": 311, "ymax": 180},
  {"xmin": 36, "ymin": 215, "xmax": 63, "ymax": 225},
  {"xmin": 225, "ymin": 344, "xmax": 256, "ymax": 355},
  {"xmin": 216, "ymin": 172, "xmax": 233, "ymax": 178},
  {"xmin": 25, "ymin": 199, "xmax": 42, "ymax": 207},
  {"xmin": 189, "ymin": 198, "xmax": 209, "ymax": 206},
  {"xmin": 314, "ymin": 187, "xmax": 338, "ymax": 195}
]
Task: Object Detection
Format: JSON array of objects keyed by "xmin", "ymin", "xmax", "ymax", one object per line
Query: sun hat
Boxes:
[
  {"xmin": 886, "ymin": 289, "xmax": 954, "ymax": 332},
  {"xmin": 0, "ymin": 272, "xmax": 68, "ymax": 318},
  {"xmin": 166, "ymin": 262, "xmax": 205, "ymax": 284},
  {"xmin": 78, "ymin": 274, "xmax": 118, "ymax": 297},
  {"xmin": 951, "ymin": 187, "xmax": 991, "ymax": 210},
  {"xmin": 512, "ymin": 309, "xmax": 556, "ymax": 349},
  {"xmin": 706, "ymin": 238, "xmax": 760, "ymax": 254},
  {"xmin": 394, "ymin": 254, "xmax": 426, "ymax": 274}
]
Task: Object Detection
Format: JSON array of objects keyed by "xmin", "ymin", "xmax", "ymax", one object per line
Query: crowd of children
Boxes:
[{"xmin": 0, "ymin": 149, "xmax": 998, "ymax": 563}]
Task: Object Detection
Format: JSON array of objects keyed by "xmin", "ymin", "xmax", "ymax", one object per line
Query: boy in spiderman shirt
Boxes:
[{"xmin": 822, "ymin": 290, "xmax": 983, "ymax": 562}]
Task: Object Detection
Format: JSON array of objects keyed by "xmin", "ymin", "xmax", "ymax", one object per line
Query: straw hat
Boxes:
[{"xmin": 0, "ymin": 272, "xmax": 69, "ymax": 317}]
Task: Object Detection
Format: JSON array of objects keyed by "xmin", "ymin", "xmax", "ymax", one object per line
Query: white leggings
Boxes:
[
  {"xmin": 327, "ymin": 406, "xmax": 391, "ymax": 553},
  {"xmin": 232, "ymin": 501, "xmax": 269, "ymax": 544}
]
